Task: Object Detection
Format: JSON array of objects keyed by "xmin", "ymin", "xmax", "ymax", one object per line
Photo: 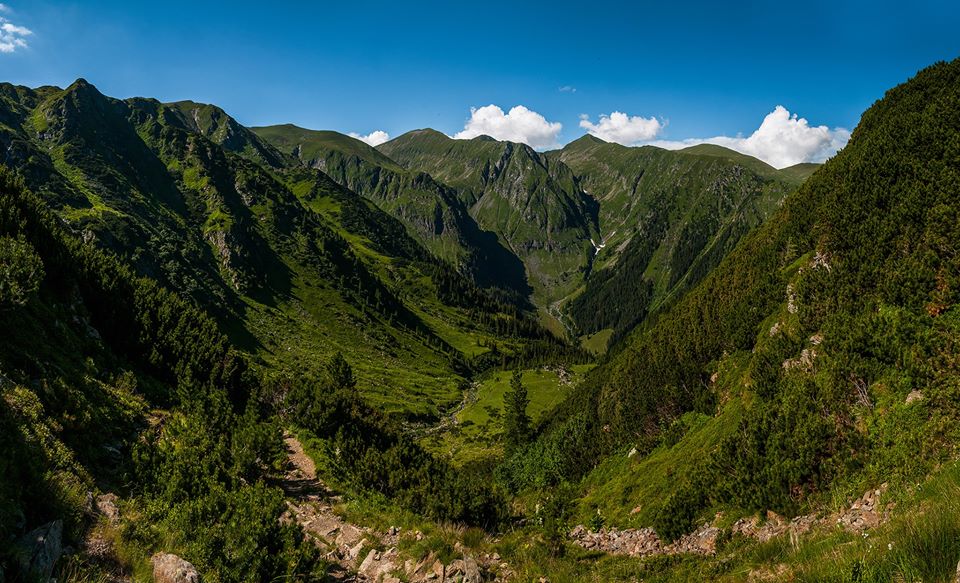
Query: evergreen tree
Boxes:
[
  {"xmin": 503, "ymin": 369, "xmax": 531, "ymax": 453},
  {"xmin": 325, "ymin": 351, "xmax": 356, "ymax": 389},
  {"xmin": 0, "ymin": 236, "xmax": 44, "ymax": 308}
]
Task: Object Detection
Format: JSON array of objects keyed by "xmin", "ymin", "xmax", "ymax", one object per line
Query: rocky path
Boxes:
[
  {"xmin": 280, "ymin": 433, "xmax": 492, "ymax": 582},
  {"xmin": 280, "ymin": 433, "xmax": 367, "ymax": 580}
]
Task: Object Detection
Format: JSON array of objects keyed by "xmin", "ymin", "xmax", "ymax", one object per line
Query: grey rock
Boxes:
[
  {"xmin": 17, "ymin": 520, "xmax": 62, "ymax": 581},
  {"xmin": 462, "ymin": 556, "xmax": 482, "ymax": 583},
  {"xmin": 151, "ymin": 552, "xmax": 200, "ymax": 583},
  {"xmin": 96, "ymin": 493, "xmax": 121, "ymax": 524}
]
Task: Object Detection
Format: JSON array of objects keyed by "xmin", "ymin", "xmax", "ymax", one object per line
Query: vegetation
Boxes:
[
  {"xmin": 554, "ymin": 136, "xmax": 803, "ymax": 342},
  {"xmin": 503, "ymin": 370, "xmax": 532, "ymax": 454},
  {"xmin": 0, "ymin": 235, "xmax": 43, "ymax": 307},
  {"xmin": 505, "ymin": 58, "xmax": 960, "ymax": 559},
  {"xmin": 4, "ymin": 56, "xmax": 960, "ymax": 582},
  {"xmin": 0, "ymin": 167, "xmax": 321, "ymax": 581},
  {"xmin": 379, "ymin": 129, "xmax": 600, "ymax": 303}
]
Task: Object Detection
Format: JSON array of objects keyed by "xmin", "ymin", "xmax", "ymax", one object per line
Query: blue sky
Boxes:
[{"xmin": 1, "ymin": 0, "xmax": 958, "ymax": 166}]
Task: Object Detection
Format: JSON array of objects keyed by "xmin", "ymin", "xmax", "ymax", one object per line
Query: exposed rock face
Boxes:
[
  {"xmin": 151, "ymin": 553, "xmax": 200, "ymax": 583},
  {"xmin": 906, "ymin": 390, "xmax": 924, "ymax": 404},
  {"xmin": 96, "ymin": 492, "xmax": 121, "ymax": 524},
  {"xmin": 782, "ymin": 347, "xmax": 817, "ymax": 372},
  {"xmin": 573, "ymin": 484, "xmax": 894, "ymax": 560},
  {"xmin": 17, "ymin": 520, "xmax": 62, "ymax": 581},
  {"xmin": 835, "ymin": 484, "xmax": 891, "ymax": 533},
  {"xmin": 358, "ymin": 547, "xmax": 403, "ymax": 581},
  {"xmin": 731, "ymin": 511, "xmax": 817, "ymax": 542},
  {"xmin": 568, "ymin": 522, "xmax": 719, "ymax": 558}
]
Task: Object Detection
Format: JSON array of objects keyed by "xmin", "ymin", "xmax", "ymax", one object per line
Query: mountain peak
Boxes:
[
  {"xmin": 563, "ymin": 134, "xmax": 607, "ymax": 151},
  {"xmin": 64, "ymin": 78, "xmax": 106, "ymax": 101},
  {"xmin": 69, "ymin": 78, "xmax": 93, "ymax": 89}
]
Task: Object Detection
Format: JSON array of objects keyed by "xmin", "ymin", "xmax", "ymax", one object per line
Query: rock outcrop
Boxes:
[
  {"xmin": 569, "ymin": 522, "xmax": 719, "ymax": 558},
  {"xmin": 96, "ymin": 492, "xmax": 121, "ymax": 524},
  {"xmin": 151, "ymin": 553, "xmax": 200, "ymax": 583},
  {"xmin": 17, "ymin": 520, "xmax": 62, "ymax": 581},
  {"xmin": 572, "ymin": 484, "xmax": 893, "ymax": 560}
]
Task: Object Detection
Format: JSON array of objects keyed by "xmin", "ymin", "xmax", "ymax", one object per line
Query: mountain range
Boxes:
[{"xmin": 3, "ymin": 58, "xmax": 960, "ymax": 582}]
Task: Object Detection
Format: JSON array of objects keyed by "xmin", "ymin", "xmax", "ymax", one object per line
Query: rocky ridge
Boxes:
[{"xmin": 569, "ymin": 484, "xmax": 893, "ymax": 559}]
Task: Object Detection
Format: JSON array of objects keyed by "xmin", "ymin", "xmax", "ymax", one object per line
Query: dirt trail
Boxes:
[
  {"xmin": 280, "ymin": 433, "xmax": 496, "ymax": 582},
  {"xmin": 281, "ymin": 433, "xmax": 369, "ymax": 580}
]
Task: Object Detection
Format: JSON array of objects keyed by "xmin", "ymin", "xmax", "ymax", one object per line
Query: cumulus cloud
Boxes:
[
  {"xmin": 0, "ymin": 7, "xmax": 31, "ymax": 53},
  {"xmin": 579, "ymin": 111, "xmax": 664, "ymax": 145},
  {"xmin": 454, "ymin": 104, "xmax": 562, "ymax": 149},
  {"xmin": 558, "ymin": 85, "xmax": 577, "ymax": 93},
  {"xmin": 649, "ymin": 106, "xmax": 850, "ymax": 168},
  {"xmin": 348, "ymin": 130, "xmax": 390, "ymax": 147}
]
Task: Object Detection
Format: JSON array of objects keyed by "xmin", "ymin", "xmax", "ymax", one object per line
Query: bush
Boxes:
[{"xmin": 0, "ymin": 236, "xmax": 43, "ymax": 307}]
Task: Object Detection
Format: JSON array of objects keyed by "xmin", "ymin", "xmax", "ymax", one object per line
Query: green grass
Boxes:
[
  {"xmin": 576, "ymin": 399, "xmax": 745, "ymax": 528},
  {"xmin": 252, "ymin": 124, "xmax": 404, "ymax": 171},
  {"xmin": 580, "ymin": 329, "xmax": 613, "ymax": 355},
  {"xmin": 424, "ymin": 366, "xmax": 593, "ymax": 464}
]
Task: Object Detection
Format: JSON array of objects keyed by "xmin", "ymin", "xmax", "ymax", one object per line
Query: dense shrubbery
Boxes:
[
  {"xmin": 0, "ymin": 236, "xmax": 44, "ymax": 307},
  {"xmin": 275, "ymin": 354, "xmax": 506, "ymax": 528},
  {"xmin": 504, "ymin": 58, "xmax": 960, "ymax": 536},
  {"xmin": 0, "ymin": 168, "xmax": 321, "ymax": 580}
]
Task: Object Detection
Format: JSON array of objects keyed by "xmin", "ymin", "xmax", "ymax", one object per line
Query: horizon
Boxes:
[{"xmin": 2, "ymin": 1, "xmax": 958, "ymax": 167}]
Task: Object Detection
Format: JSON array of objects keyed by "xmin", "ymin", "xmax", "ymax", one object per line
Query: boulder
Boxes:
[
  {"xmin": 462, "ymin": 556, "xmax": 482, "ymax": 583},
  {"xmin": 96, "ymin": 493, "xmax": 121, "ymax": 524},
  {"xmin": 409, "ymin": 551, "xmax": 436, "ymax": 579},
  {"xmin": 151, "ymin": 552, "xmax": 200, "ymax": 583},
  {"xmin": 17, "ymin": 520, "xmax": 62, "ymax": 581},
  {"xmin": 447, "ymin": 559, "xmax": 464, "ymax": 576},
  {"xmin": 358, "ymin": 548, "xmax": 399, "ymax": 581},
  {"xmin": 358, "ymin": 549, "xmax": 380, "ymax": 577},
  {"xmin": 347, "ymin": 540, "xmax": 366, "ymax": 562},
  {"xmin": 430, "ymin": 559, "xmax": 445, "ymax": 580}
]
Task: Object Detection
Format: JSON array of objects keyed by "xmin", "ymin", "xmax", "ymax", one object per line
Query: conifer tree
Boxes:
[
  {"xmin": 503, "ymin": 369, "xmax": 531, "ymax": 453},
  {"xmin": 325, "ymin": 352, "xmax": 356, "ymax": 389}
]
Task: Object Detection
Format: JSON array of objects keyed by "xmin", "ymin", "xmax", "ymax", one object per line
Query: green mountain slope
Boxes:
[
  {"xmin": 502, "ymin": 59, "xmax": 960, "ymax": 577},
  {"xmin": 252, "ymin": 124, "xmax": 530, "ymax": 297},
  {"xmin": 550, "ymin": 136, "xmax": 803, "ymax": 343},
  {"xmin": 678, "ymin": 143, "xmax": 818, "ymax": 184},
  {"xmin": 0, "ymin": 80, "xmax": 553, "ymax": 418},
  {"xmin": 0, "ymin": 168, "xmax": 506, "ymax": 581},
  {"xmin": 379, "ymin": 130, "xmax": 600, "ymax": 303},
  {"xmin": 0, "ymin": 168, "xmax": 325, "ymax": 581}
]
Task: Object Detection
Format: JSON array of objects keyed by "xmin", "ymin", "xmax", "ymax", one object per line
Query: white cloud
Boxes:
[
  {"xmin": 348, "ymin": 130, "xmax": 390, "ymax": 147},
  {"xmin": 648, "ymin": 106, "xmax": 850, "ymax": 168},
  {"xmin": 0, "ymin": 8, "xmax": 31, "ymax": 53},
  {"xmin": 558, "ymin": 85, "xmax": 577, "ymax": 93},
  {"xmin": 579, "ymin": 111, "xmax": 664, "ymax": 145},
  {"xmin": 454, "ymin": 104, "xmax": 562, "ymax": 149}
]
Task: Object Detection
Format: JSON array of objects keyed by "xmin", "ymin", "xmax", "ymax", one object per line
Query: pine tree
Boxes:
[
  {"xmin": 325, "ymin": 352, "xmax": 356, "ymax": 389},
  {"xmin": 503, "ymin": 369, "xmax": 531, "ymax": 453}
]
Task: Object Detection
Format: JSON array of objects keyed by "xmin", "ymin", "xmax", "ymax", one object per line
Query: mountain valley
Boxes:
[{"xmin": 2, "ymin": 56, "xmax": 960, "ymax": 583}]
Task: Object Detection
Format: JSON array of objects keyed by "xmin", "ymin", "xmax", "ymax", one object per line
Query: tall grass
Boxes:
[{"xmin": 796, "ymin": 463, "xmax": 960, "ymax": 582}]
